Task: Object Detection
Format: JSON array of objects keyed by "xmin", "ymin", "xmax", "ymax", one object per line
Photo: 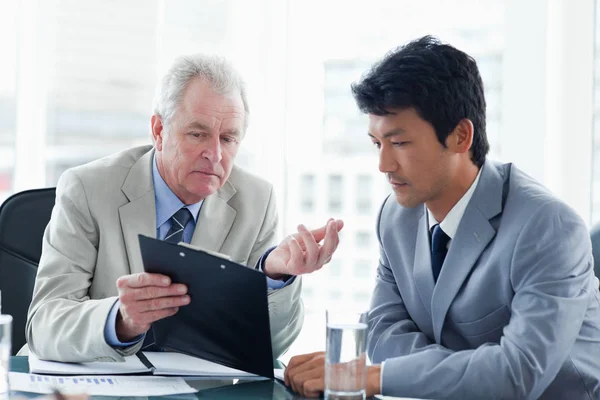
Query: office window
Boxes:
[
  {"xmin": 299, "ymin": 174, "xmax": 316, "ymax": 212},
  {"xmin": 356, "ymin": 175, "xmax": 373, "ymax": 214},
  {"xmin": 302, "ymin": 287, "xmax": 314, "ymax": 299},
  {"xmin": 328, "ymin": 174, "xmax": 343, "ymax": 213},
  {"xmin": 328, "ymin": 290, "xmax": 342, "ymax": 302},
  {"xmin": 323, "ymin": 60, "xmax": 373, "ymax": 155},
  {"xmin": 355, "ymin": 231, "xmax": 371, "ymax": 248},
  {"xmin": 327, "ymin": 258, "xmax": 342, "ymax": 278},
  {"xmin": 353, "ymin": 259, "xmax": 371, "ymax": 279},
  {"xmin": 6, "ymin": 0, "xmax": 281, "ymax": 196},
  {"xmin": 45, "ymin": 159, "xmax": 96, "ymax": 186},
  {"xmin": 354, "ymin": 291, "xmax": 372, "ymax": 309}
]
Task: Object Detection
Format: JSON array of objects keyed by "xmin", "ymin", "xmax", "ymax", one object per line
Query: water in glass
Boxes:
[{"xmin": 325, "ymin": 317, "xmax": 367, "ymax": 400}]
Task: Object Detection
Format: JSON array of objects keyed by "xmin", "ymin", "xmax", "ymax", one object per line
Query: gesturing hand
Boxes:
[{"xmin": 263, "ymin": 219, "xmax": 344, "ymax": 279}]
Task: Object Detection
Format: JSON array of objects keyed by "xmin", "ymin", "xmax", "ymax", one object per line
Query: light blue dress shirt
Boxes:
[{"xmin": 104, "ymin": 156, "xmax": 291, "ymax": 346}]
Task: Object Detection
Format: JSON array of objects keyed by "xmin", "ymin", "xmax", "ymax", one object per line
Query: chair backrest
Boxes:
[
  {"xmin": 591, "ymin": 225, "xmax": 600, "ymax": 280},
  {"xmin": 0, "ymin": 188, "xmax": 56, "ymax": 354}
]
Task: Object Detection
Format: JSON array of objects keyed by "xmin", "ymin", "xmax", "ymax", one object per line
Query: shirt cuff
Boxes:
[
  {"xmin": 257, "ymin": 246, "xmax": 295, "ymax": 290},
  {"xmin": 104, "ymin": 299, "xmax": 144, "ymax": 347}
]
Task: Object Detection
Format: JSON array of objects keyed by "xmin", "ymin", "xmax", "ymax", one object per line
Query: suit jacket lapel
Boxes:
[
  {"xmin": 431, "ymin": 161, "xmax": 505, "ymax": 344},
  {"xmin": 413, "ymin": 210, "xmax": 435, "ymax": 318},
  {"xmin": 119, "ymin": 148, "xmax": 157, "ymax": 275},
  {"xmin": 191, "ymin": 180, "xmax": 237, "ymax": 253}
]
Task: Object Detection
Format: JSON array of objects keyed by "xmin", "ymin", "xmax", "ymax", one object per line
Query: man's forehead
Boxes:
[
  {"xmin": 187, "ymin": 104, "xmax": 244, "ymax": 118},
  {"xmin": 182, "ymin": 114, "xmax": 244, "ymax": 132},
  {"xmin": 367, "ymin": 113, "xmax": 397, "ymax": 131},
  {"xmin": 179, "ymin": 94, "xmax": 245, "ymax": 120}
]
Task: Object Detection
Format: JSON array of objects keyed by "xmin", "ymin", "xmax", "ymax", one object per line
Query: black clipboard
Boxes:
[{"xmin": 138, "ymin": 234, "xmax": 275, "ymax": 379}]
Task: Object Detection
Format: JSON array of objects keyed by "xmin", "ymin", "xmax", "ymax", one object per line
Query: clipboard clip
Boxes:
[{"xmin": 176, "ymin": 242, "xmax": 232, "ymax": 261}]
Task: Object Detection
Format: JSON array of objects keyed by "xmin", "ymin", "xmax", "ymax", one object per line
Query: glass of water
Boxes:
[
  {"xmin": 0, "ymin": 314, "xmax": 11, "ymax": 400},
  {"xmin": 325, "ymin": 310, "xmax": 368, "ymax": 400}
]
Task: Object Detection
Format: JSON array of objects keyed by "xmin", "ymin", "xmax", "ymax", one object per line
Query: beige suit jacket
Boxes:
[{"xmin": 24, "ymin": 145, "xmax": 303, "ymax": 362}]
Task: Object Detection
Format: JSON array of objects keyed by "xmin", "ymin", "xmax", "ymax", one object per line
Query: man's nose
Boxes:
[{"xmin": 201, "ymin": 136, "xmax": 222, "ymax": 163}]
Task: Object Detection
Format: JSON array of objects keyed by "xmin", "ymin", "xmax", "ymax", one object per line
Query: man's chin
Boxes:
[
  {"xmin": 188, "ymin": 176, "xmax": 221, "ymax": 192},
  {"xmin": 191, "ymin": 186, "xmax": 217, "ymax": 199},
  {"xmin": 394, "ymin": 194, "xmax": 421, "ymax": 209},
  {"xmin": 181, "ymin": 182, "xmax": 220, "ymax": 203}
]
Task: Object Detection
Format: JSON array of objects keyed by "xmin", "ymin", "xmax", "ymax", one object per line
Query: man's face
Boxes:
[
  {"xmin": 152, "ymin": 77, "xmax": 245, "ymax": 205},
  {"xmin": 369, "ymin": 108, "xmax": 454, "ymax": 208}
]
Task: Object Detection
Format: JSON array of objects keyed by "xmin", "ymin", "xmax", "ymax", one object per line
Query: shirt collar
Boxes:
[
  {"xmin": 152, "ymin": 154, "xmax": 203, "ymax": 228},
  {"xmin": 427, "ymin": 168, "xmax": 482, "ymax": 239}
]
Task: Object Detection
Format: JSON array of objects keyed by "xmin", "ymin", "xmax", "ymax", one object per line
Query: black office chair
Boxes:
[
  {"xmin": 0, "ymin": 188, "xmax": 55, "ymax": 354},
  {"xmin": 591, "ymin": 224, "xmax": 600, "ymax": 280}
]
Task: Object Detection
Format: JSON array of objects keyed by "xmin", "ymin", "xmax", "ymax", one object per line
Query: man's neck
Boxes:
[{"xmin": 427, "ymin": 163, "xmax": 480, "ymax": 223}]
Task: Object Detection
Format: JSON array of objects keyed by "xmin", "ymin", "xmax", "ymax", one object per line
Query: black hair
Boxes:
[{"xmin": 351, "ymin": 35, "xmax": 489, "ymax": 167}]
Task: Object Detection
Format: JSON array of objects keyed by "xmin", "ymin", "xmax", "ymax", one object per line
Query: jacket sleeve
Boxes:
[{"xmin": 26, "ymin": 169, "xmax": 142, "ymax": 362}]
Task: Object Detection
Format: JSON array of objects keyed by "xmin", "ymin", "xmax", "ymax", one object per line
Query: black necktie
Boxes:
[
  {"xmin": 164, "ymin": 207, "xmax": 192, "ymax": 244},
  {"xmin": 142, "ymin": 207, "xmax": 192, "ymax": 350},
  {"xmin": 431, "ymin": 224, "xmax": 450, "ymax": 283}
]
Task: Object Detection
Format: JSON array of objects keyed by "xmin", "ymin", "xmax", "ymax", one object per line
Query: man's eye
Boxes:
[
  {"xmin": 222, "ymin": 136, "xmax": 238, "ymax": 144},
  {"xmin": 372, "ymin": 142, "xmax": 381, "ymax": 149}
]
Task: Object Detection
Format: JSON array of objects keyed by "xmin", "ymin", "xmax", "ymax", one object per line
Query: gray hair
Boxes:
[{"xmin": 152, "ymin": 54, "xmax": 249, "ymax": 131}]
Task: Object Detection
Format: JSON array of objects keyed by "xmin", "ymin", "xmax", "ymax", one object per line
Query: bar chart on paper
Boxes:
[{"xmin": 9, "ymin": 372, "xmax": 197, "ymax": 396}]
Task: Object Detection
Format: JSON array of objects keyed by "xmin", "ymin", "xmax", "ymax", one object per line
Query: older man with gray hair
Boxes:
[{"xmin": 24, "ymin": 54, "xmax": 343, "ymax": 362}]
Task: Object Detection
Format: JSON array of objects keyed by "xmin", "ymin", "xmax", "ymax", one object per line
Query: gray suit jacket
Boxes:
[
  {"xmin": 370, "ymin": 160, "xmax": 600, "ymax": 399},
  {"xmin": 25, "ymin": 145, "xmax": 303, "ymax": 362}
]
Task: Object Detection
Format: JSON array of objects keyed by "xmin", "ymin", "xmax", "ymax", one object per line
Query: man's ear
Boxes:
[
  {"xmin": 151, "ymin": 115, "xmax": 164, "ymax": 151},
  {"xmin": 446, "ymin": 118, "xmax": 474, "ymax": 154}
]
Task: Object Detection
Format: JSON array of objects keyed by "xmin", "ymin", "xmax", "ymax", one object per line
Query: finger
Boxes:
[
  {"xmin": 117, "ymin": 273, "xmax": 171, "ymax": 289},
  {"xmin": 302, "ymin": 377, "xmax": 325, "ymax": 398},
  {"xmin": 285, "ymin": 352, "xmax": 322, "ymax": 384},
  {"xmin": 292, "ymin": 367, "xmax": 325, "ymax": 396},
  {"xmin": 287, "ymin": 236, "xmax": 305, "ymax": 271},
  {"xmin": 121, "ymin": 284, "xmax": 188, "ymax": 302},
  {"xmin": 308, "ymin": 220, "xmax": 332, "ymax": 243},
  {"xmin": 137, "ymin": 307, "xmax": 180, "ymax": 325},
  {"xmin": 297, "ymin": 224, "xmax": 319, "ymax": 267},
  {"xmin": 317, "ymin": 220, "xmax": 340, "ymax": 266},
  {"xmin": 309, "ymin": 218, "xmax": 344, "ymax": 243},
  {"xmin": 289, "ymin": 354, "xmax": 325, "ymax": 380},
  {"xmin": 287, "ymin": 351, "xmax": 324, "ymax": 370},
  {"xmin": 133, "ymin": 295, "xmax": 190, "ymax": 313},
  {"xmin": 285, "ymin": 357, "xmax": 299, "ymax": 385},
  {"xmin": 287, "ymin": 353, "xmax": 325, "ymax": 393},
  {"xmin": 120, "ymin": 306, "xmax": 180, "ymax": 329}
]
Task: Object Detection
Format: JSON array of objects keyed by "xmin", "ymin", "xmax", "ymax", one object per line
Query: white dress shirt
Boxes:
[{"xmin": 427, "ymin": 168, "xmax": 482, "ymax": 239}]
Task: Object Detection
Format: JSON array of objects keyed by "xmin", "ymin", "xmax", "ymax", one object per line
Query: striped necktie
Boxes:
[{"xmin": 164, "ymin": 207, "xmax": 192, "ymax": 243}]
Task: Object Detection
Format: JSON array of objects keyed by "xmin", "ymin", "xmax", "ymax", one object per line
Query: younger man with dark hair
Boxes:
[{"xmin": 285, "ymin": 36, "xmax": 600, "ymax": 399}]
